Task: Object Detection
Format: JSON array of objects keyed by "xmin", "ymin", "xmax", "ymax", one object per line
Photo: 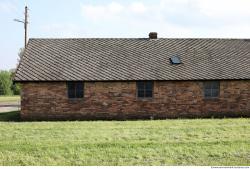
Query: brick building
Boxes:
[{"xmin": 14, "ymin": 33, "xmax": 250, "ymax": 120}]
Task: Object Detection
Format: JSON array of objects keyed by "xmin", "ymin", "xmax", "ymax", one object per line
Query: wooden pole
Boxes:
[
  {"xmin": 14, "ymin": 6, "xmax": 29, "ymax": 49},
  {"xmin": 24, "ymin": 6, "xmax": 28, "ymax": 48}
]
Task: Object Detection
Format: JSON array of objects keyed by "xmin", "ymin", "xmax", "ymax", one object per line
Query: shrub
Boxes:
[
  {"xmin": 0, "ymin": 70, "xmax": 13, "ymax": 95},
  {"xmin": 11, "ymin": 83, "xmax": 20, "ymax": 95}
]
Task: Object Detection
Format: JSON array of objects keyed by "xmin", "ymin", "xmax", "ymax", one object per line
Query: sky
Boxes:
[{"xmin": 1, "ymin": 0, "xmax": 250, "ymax": 70}]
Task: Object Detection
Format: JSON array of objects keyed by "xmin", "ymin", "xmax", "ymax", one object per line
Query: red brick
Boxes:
[{"xmin": 20, "ymin": 81, "xmax": 250, "ymax": 120}]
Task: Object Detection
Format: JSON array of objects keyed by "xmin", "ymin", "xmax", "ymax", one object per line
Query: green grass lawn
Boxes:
[
  {"xmin": 0, "ymin": 111, "xmax": 249, "ymax": 166},
  {"xmin": 0, "ymin": 95, "xmax": 20, "ymax": 103}
]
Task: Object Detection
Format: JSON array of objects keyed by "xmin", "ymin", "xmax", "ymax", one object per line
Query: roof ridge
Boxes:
[
  {"xmin": 29, "ymin": 38, "xmax": 148, "ymax": 40},
  {"xmin": 29, "ymin": 38, "xmax": 250, "ymax": 40}
]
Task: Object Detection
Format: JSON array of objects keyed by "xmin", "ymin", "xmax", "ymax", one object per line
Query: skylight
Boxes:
[{"xmin": 170, "ymin": 56, "xmax": 181, "ymax": 64}]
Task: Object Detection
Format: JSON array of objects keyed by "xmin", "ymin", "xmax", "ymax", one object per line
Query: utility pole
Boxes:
[
  {"xmin": 14, "ymin": 6, "xmax": 28, "ymax": 48},
  {"xmin": 24, "ymin": 6, "xmax": 28, "ymax": 48}
]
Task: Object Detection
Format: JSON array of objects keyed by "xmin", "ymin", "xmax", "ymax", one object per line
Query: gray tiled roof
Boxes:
[{"xmin": 14, "ymin": 38, "xmax": 250, "ymax": 81}]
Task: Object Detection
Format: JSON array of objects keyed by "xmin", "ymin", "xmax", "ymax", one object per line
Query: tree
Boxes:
[
  {"xmin": 17, "ymin": 48, "xmax": 24, "ymax": 66},
  {"xmin": 13, "ymin": 48, "xmax": 24, "ymax": 95},
  {"xmin": 0, "ymin": 71, "xmax": 13, "ymax": 95},
  {"xmin": 0, "ymin": 48, "xmax": 24, "ymax": 96},
  {"xmin": 11, "ymin": 83, "xmax": 21, "ymax": 95},
  {"xmin": 10, "ymin": 69, "xmax": 21, "ymax": 95}
]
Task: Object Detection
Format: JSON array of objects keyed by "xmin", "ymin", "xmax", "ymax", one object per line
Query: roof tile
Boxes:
[{"xmin": 14, "ymin": 38, "xmax": 250, "ymax": 81}]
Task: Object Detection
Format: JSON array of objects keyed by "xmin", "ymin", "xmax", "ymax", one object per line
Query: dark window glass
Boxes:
[
  {"xmin": 68, "ymin": 82, "xmax": 75, "ymax": 98},
  {"xmin": 138, "ymin": 90, "xmax": 144, "ymax": 98},
  {"xmin": 204, "ymin": 89, "xmax": 211, "ymax": 98},
  {"xmin": 145, "ymin": 81, "xmax": 152, "ymax": 90},
  {"xmin": 145, "ymin": 90, "xmax": 153, "ymax": 97},
  {"xmin": 137, "ymin": 82, "xmax": 144, "ymax": 89},
  {"xmin": 67, "ymin": 82, "xmax": 84, "ymax": 99},
  {"xmin": 137, "ymin": 81, "xmax": 153, "ymax": 98},
  {"xmin": 204, "ymin": 81, "xmax": 219, "ymax": 98},
  {"xmin": 76, "ymin": 83, "xmax": 83, "ymax": 98}
]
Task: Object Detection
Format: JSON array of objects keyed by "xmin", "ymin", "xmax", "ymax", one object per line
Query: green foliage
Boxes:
[
  {"xmin": 0, "ymin": 71, "xmax": 13, "ymax": 95},
  {"xmin": 10, "ymin": 70, "xmax": 21, "ymax": 95},
  {"xmin": 0, "ymin": 118, "xmax": 249, "ymax": 165},
  {"xmin": 0, "ymin": 70, "xmax": 20, "ymax": 96},
  {"xmin": 11, "ymin": 83, "xmax": 20, "ymax": 95}
]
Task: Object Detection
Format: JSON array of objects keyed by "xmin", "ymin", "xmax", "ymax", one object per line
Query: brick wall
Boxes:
[{"xmin": 20, "ymin": 81, "xmax": 250, "ymax": 120}]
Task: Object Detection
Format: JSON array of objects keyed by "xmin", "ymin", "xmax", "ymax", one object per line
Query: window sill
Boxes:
[
  {"xmin": 203, "ymin": 97, "xmax": 220, "ymax": 101},
  {"xmin": 68, "ymin": 98, "xmax": 84, "ymax": 102},
  {"xmin": 137, "ymin": 97, "xmax": 153, "ymax": 101}
]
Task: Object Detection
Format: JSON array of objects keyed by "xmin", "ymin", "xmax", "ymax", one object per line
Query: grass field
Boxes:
[
  {"xmin": 0, "ymin": 96, "xmax": 20, "ymax": 103},
  {"xmin": 0, "ymin": 111, "xmax": 249, "ymax": 166}
]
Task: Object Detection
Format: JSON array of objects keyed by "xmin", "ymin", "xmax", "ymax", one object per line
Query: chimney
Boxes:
[{"xmin": 149, "ymin": 32, "xmax": 157, "ymax": 39}]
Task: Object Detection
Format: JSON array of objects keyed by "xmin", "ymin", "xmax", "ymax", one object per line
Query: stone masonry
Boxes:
[{"xmin": 20, "ymin": 80, "xmax": 250, "ymax": 120}]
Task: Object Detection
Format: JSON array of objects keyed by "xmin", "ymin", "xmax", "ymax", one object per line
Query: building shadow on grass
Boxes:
[{"xmin": 0, "ymin": 111, "xmax": 20, "ymax": 122}]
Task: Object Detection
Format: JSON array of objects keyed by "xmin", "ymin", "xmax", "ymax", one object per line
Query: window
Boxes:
[
  {"xmin": 67, "ymin": 82, "xmax": 84, "ymax": 99},
  {"xmin": 169, "ymin": 56, "xmax": 181, "ymax": 64},
  {"xmin": 137, "ymin": 81, "xmax": 153, "ymax": 98},
  {"xmin": 204, "ymin": 81, "xmax": 220, "ymax": 98}
]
